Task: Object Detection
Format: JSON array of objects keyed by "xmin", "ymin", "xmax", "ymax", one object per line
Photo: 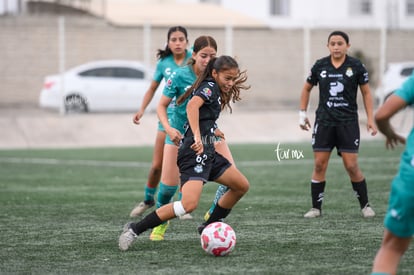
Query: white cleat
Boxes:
[
  {"xmin": 119, "ymin": 223, "xmax": 137, "ymax": 251},
  {"xmin": 304, "ymin": 208, "xmax": 321, "ymax": 218},
  {"xmin": 129, "ymin": 201, "xmax": 154, "ymax": 217},
  {"xmin": 178, "ymin": 213, "xmax": 193, "ymax": 220},
  {"xmin": 361, "ymin": 205, "xmax": 375, "ymax": 218}
]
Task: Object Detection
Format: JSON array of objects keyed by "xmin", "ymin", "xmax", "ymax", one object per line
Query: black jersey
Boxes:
[
  {"xmin": 183, "ymin": 78, "xmax": 221, "ymax": 140},
  {"xmin": 307, "ymin": 55, "xmax": 369, "ymax": 126}
]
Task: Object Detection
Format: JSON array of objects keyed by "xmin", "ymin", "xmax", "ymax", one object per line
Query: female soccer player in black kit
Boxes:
[
  {"xmin": 119, "ymin": 55, "xmax": 250, "ymax": 251},
  {"xmin": 299, "ymin": 30, "xmax": 378, "ymax": 218}
]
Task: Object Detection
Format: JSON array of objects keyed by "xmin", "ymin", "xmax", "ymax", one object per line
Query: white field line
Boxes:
[{"xmin": 0, "ymin": 156, "xmax": 401, "ymax": 168}]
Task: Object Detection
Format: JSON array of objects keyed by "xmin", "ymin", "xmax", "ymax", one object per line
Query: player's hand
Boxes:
[
  {"xmin": 191, "ymin": 136, "xmax": 204, "ymax": 155},
  {"xmin": 367, "ymin": 121, "xmax": 378, "ymax": 136},
  {"xmin": 214, "ymin": 128, "xmax": 225, "ymax": 140},
  {"xmin": 299, "ymin": 110, "xmax": 311, "ymax": 131},
  {"xmin": 167, "ymin": 128, "xmax": 182, "ymax": 146},
  {"xmin": 132, "ymin": 111, "xmax": 144, "ymax": 125},
  {"xmin": 385, "ymin": 134, "xmax": 406, "ymax": 150}
]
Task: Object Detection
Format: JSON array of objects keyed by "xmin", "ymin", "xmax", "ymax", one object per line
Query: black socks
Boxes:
[
  {"xmin": 352, "ymin": 179, "xmax": 369, "ymax": 209},
  {"xmin": 311, "ymin": 180, "xmax": 326, "ymax": 210},
  {"xmin": 131, "ymin": 211, "xmax": 162, "ymax": 235}
]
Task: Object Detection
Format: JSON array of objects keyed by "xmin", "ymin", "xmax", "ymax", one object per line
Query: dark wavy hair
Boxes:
[
  {"xmin": 156, "ymin": 26, "xmax": 188, "ymax": 60},
  {"xmin": 177, "ymin": 55, "xmax": 250, "ymax": 113}
]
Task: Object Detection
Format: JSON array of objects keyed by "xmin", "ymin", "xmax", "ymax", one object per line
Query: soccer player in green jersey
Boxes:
[
  {"xmin": 372, "ymin": 72, "xmax": 414, "ymax": 275},
  {"xmin": 299, "ymin": 30, "xmax": 378, "ymax": 218},
  {"xmin": 129, "ymin": 26, "xmax": 192, "ymax": 218}
]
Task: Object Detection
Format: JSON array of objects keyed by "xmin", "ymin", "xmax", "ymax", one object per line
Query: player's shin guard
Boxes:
[
  {"xmin": 311, "ymin": 180, "xmax": 325, "ymax": 210},
  {"xmin": 352, "ymin": 179, "xmax": 369, "ymax": 209},
  {"xmin": 156, "ymin": 182, "xmax": 178, "ymax": 208},
  {"xmin": 131, "ymin": 211, "xmax": 163, "ymax": 235},
  {"xmin": 207, "ymin": 185, "xmax": 229, "ymax": 215}
]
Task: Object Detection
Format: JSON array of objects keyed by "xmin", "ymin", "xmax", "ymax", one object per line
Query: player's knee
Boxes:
[
  {"xmin": 234, "ymin": 177, "xmax": 249, "ymax": 195},
  {"xmin": 314, "ymin": 161, "xmax": 328, "ymax": 174},
  {"xmin": 181, "ymin": 199, "xmax": 199, "ymax": 213},
  {"xmin": 344, "ymin": 163, "xmax": 359, "ymax": 177},
  {"xmin": 240, "ymin": 178, "xmax": 250, "ymax": 194}
]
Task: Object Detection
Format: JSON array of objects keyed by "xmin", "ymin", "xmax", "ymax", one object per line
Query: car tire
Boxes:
[{"xmin": 64, "ymin": 94, "xmax": 88, "ymax": 113}]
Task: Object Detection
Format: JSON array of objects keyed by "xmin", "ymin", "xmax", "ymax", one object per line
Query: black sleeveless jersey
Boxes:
[
  {"xmin": 306, "ymin": 55, "xmax": 369, "ymax": 126},
  {"xmin": 184, "ymin": 78, "xmax": 221, "ymax": 140}
]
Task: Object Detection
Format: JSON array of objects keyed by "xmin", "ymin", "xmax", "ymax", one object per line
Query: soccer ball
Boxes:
[{"xmin": 200, "ymin": 222, "xmax": 236, "ymax": 256}]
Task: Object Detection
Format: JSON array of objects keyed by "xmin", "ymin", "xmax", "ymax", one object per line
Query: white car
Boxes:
[
  {"xmin": 375, "ymin": 61, "xmax": 414, "ymax": 106},
  {"xmin": 39, "ymin": 60, "xmax": 164, "ymax": 113}
]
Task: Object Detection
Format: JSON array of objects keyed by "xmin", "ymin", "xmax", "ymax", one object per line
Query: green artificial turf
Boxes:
[{"xmin": 0, "ymin": 142, "xmax": 412, "ymax": 274}]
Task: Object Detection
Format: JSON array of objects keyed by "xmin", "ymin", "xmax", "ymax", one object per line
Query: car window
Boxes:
[
  {"xmin": 400, "ymin": 67, "xmax": 414, "ymax": 77},
  {"xmin": 114, "ymin": 67, "xmax": 145, "ymax": 79},
  {"xmin": 79, "ymin": 68, "xmax": 116, "ymax": 78},
  {"xmin": 79, "ymin": 67, "xmax": 145, "ymax": 79}
]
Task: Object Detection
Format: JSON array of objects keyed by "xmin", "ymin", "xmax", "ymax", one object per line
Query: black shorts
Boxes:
[
  {"xmin": 177, "ymin": 139, "xmax": 231, "ymax": 185},
  {"xmin": 312, "ymin": 121, "xmax": 360, "ymax": 153}
]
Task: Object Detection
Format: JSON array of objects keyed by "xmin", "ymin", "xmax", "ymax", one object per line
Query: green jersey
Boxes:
[
  {"xmin": 153, "ymin": 51, "xmax": 192, "ymax": 117},
  {"xmin": 163, "ymin": 64, "xmax": 196, "ymax": 133}
]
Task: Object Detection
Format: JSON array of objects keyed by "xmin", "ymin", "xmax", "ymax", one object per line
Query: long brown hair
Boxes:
[{"xmin": 177, "ymin": 55, "xmax": 249, "ymax": 112}]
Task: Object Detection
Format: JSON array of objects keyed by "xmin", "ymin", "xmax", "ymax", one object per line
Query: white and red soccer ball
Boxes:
[{"xmin": 200, "ymin": 222, "xmax": 236, "ymax": 256}]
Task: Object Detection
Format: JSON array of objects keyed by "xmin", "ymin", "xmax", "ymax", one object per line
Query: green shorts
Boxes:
[
  {"xmin": 384, "ymin": 152, "xmax": 414, "ymax": 238},
  {"xmin": 165, "ymin": 116, "xmax": 187, "ymax": 145}
]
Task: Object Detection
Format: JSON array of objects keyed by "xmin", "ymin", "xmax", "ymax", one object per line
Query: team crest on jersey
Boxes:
[
  {"xmin": 194, "ymin": 164, "xmax": 203, "ymax": 173},
  {"xmin": 346, "ymin": 67, "xmax": 353, "ymax": 77},
  {"xmin": 201, "ymin": 87, "xmax": 212, "ymax": 98},
  {"xmin": 166, "ymin": 78, "xmax": 173, "ymax": 87}
]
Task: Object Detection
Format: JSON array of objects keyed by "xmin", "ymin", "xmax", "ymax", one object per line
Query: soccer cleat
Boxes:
[
  {"xmin": 203, "ymin": 210, "xmax": 211, "ymax": 222},
  {"xmin": 178, "ymin": 213, "xmax": 193, "ymax": 220},
  {"xmin": 304, "ymin": 208, "xmax": 321, "ymax": 218},
  {"xmin": 119, "ymin": 222, "xmax": 138, "ymax": 251},
  {"xmin": 197, "ymin": 222, "xmax": 207, "ymax": 235},
  {"xmin": 129, "ymin": 201, "xmax": 155, "ymax": 217},
  {"xmin": 361, "ymin": 205, "xmax": 375, "ymax": 218},
  {"xmin": 149, "ymin": 221, "xmax": 170, "ymax": 241}
]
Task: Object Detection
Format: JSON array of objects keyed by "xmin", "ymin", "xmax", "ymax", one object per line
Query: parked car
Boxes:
[
  {"xmin": 375, "ymin": 61, "xmax": 414, "ymax": 106},
  {"xmin": 39, "ymin": 60, "xmax": 164, "ymax": 113}
]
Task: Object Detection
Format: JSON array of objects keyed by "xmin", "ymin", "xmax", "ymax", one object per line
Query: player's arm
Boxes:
[
  {"xmin": 375, "ymin": 94, "xmax": 407, "ymax": 149},
  {"xmin": 299, "ymin": 82, "xmax": 313, "ymax": 131},
  {"xmin": 133, "ymin": 80, "xmax": 160, "ymax": 124},
  {"xmin": 360, "ymin": 83, "xmax": 378, "ymax": 136},
  {"xmin": 186, "ymin": 95, "xmax": 204, "ymax": 155}
]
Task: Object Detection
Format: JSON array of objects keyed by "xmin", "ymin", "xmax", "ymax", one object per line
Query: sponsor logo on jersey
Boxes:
[
  {"xmin": 201, "ymin": 87, "xmax": 212, "ymax": 98},
  {"xmin": 346, "ymin": 67, "xmax": 353, "ymax": 77},
  {"xmin": 194, "ymin": 164, "xmax": 203, "ymax": 173},
  {"xmin": 329, "ymin": 81, "xmax": 344, "ymax": 96}
]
